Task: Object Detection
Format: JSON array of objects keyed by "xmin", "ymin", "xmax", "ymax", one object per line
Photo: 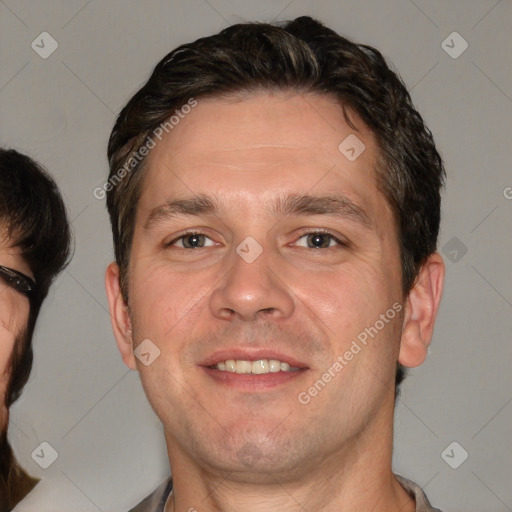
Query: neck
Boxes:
[{"xmin": 163, "ymin": 401, "xmax": 415, "ymax": 512}]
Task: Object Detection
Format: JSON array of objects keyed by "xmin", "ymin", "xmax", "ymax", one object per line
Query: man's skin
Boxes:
[
  {"xmin": 0, "ymin": 233, "xmax": 31, "ymax": 433},
  {"xmin": 106, "ymin": 92, "xmax": 444, "ymax": 512}
]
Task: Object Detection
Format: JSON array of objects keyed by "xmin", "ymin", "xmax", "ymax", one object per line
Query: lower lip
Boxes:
[{"xmin": 200, "ymin": 366, "xmax": 308, "ymax": 391}]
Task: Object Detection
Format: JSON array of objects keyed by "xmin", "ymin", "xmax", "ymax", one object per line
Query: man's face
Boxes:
[
  {"xmin": 0, "ymin": 233, "xmax": 31, "ymax": 431},
  {"xmin": 116, "ymin": 93, "xmax": 406, "ymax": 479}
]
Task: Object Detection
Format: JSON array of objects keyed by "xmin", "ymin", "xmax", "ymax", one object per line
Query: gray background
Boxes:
[{"xmin": 1, "ymin": 0, "xmax": 511, "ymax": 511}]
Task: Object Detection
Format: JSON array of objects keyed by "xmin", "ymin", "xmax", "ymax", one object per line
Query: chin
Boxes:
[{"xmin": 192, "ymin": 425, "xmax": 314, "ymax": 481}]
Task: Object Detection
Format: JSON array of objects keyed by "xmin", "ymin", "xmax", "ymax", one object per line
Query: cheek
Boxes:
[
  {"xmin": 129, "ymin": 262, "xmax": 211, "ymax": 343},
  {"xmin": 0, "ymin": 296, "xmax": 29, "ymax": 376},
  {"xmin": 0, "ymin": 324, "xmax": 16, "ymax": 407},
  {"xmin": 0, "ymin": 332, "xmax": 15, "ymax": 377},
  {"xmin": 294, "ymin": 261, "xmax": 397, "ymax": 338}
]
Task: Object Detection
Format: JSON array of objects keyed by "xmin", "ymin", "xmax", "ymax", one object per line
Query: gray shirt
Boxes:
[{"xmin": 129, "ymin": 474, "xmax": 443, "ymax": 512}]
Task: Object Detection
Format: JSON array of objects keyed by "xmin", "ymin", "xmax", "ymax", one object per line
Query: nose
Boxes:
[{"xmin": 209, "ymin": 239, "xmax": 295, "ymax": 322}]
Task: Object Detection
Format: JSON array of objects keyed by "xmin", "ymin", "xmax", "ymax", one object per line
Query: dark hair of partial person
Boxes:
[
  {"xmin": 0, "ymin": 148, "xmax": 72, "ymax": 407},
  {"xmin": 0, "ymin": 148, "xmax": 71, "ymax": 509},
  {"xmin": 106, "ymin": 15, "xmax": 446, "ymax": 392}
]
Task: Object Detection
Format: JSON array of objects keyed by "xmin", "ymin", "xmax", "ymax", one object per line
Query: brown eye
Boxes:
[
  {"xmin": 293, "ymin": 231, "xmax": 344, "ymax": 249},
  {"xmin": 167, "ymin": 232, "xmax": 216, "ymax": 249},
  {"xmin": 307, "ymin": 233, "xmax": 332, "ymax": 248},
  {"xmin": 182, "ymin": 234, "xmax": 206, "ymax": 248}
]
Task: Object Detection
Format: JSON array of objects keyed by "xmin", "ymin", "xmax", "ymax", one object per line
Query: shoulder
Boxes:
[
  {"xmin": 395, "ymin": 474, "xmax": 444, "ymax": 512},
  {"xmin": 128, "ymin": 478, "xmax": 173, "ymax": 512}
]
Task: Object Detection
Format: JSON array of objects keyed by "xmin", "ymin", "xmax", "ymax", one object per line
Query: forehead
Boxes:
[{"xmin": 138, "ymin": 92, "xmax": 389, "ymax": 223}]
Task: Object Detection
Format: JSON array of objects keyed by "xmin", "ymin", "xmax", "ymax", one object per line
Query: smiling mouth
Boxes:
[{"xmin": 210, "ymin": 359, "xmax": 302, "ymax": 374}]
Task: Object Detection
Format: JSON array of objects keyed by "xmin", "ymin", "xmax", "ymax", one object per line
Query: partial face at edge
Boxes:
[
  {"xmin": 0, "ymin": 233, "xmax": 31, "ymax": 431},
  {"xmin": 108, "ymin": 92, "xmax": 410, "ymax": 479}
]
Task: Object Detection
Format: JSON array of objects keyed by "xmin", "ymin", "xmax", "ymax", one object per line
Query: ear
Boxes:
[
  {"xmin": 399, "ymin": 252, "xmax": 445, "ymax": 368},
  {"xmin": 105, "ymin": 262, "xmax": 136, "ymax": 370}
]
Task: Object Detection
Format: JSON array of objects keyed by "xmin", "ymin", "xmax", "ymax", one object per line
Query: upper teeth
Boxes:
[{"xmin": 214, "ymin": 359, "xmax": 299, "ymax": 374}]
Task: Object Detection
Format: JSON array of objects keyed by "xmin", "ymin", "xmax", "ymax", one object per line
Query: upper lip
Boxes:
[{"xmin": 199, "ymin": 349, "xmax": 308, "ymax": 369}]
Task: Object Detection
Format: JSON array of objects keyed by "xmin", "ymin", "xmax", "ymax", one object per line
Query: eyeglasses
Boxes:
[{"xmin": 0, "ymin": 265, "xmax": 36, "ymax": 296}]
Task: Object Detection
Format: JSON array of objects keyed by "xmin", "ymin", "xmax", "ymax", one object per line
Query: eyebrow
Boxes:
[{"xmin": 144, "ymin": 192, "xmax": 373, "ymax": 230}]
